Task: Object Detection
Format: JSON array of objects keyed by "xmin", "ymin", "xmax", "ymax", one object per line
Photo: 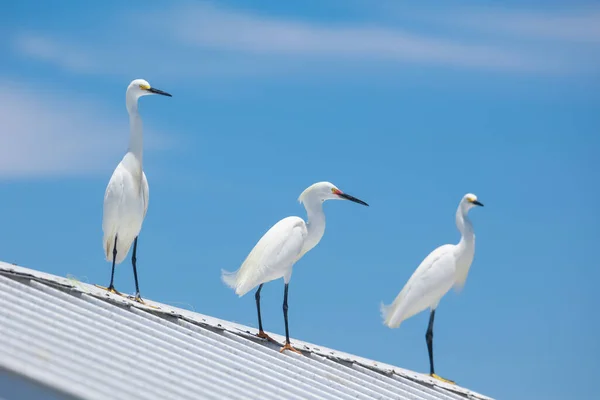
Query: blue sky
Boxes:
[{"xmin": 1, "ymin": 0, "xmax": 599, "ymax": 398}]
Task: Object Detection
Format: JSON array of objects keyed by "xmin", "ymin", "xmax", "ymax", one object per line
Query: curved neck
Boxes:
[
  {"xmin": 126, "ymin": 96, "xmax": 143, "ymax": 163},
  {"xmin": 456, "ymin": 205, "xmax": 474, "ymax": 246},
  {"xmin": 301, "ymin": 198, "xmax": 326, "ymax": 255}
]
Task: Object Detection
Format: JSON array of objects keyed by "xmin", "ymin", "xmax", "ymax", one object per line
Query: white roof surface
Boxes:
[{"xmin": 0, "ymin": 261, "xmax": 494, "ymax": 400}]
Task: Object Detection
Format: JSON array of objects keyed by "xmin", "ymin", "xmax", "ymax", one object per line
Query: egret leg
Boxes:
[
  {"xmin": 426, "ymin": 310, "xmax": 455, "ymax": 384},
  {"xmin": 131, "ymin": 237, "xmax": 143, "ymax": 303},
  {"xmin": 279, "ymin": 284, "xmax": 301, "ymax": 355},
  {"xmin": 129, "ymin": 237, "xmax": 159, "ymax": 309},
  {"xmin": 95, "ymin": 236, "xmax": 123, "ymax": 296},
  {"xmin": 255, "ymin": 284, "xmax": 276, "ymax": 343}
]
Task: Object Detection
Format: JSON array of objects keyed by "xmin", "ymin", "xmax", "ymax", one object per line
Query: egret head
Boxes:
[
  {"xmin": 126, "ymin": 78, "xmax": 171, "ymax": 104},
  {"xmin": 298, "ymin": 181, "xmax": 369, "ymax": 206},
  {"xmin": 461, "ymin": 193, "xmax": 484, "ymax": 211}
]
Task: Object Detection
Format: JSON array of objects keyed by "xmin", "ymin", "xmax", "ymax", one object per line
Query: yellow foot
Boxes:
[
  {"xmin": 257, "ymin": 330, "xmax": 277, "ymax": 343},
  {"xmin": 132, "ymin": 295, "xmax": 159, "ymax": 309},
  {"xmin": 94, "ymin": 284, "xmax": 123, "ymax": 296},
  {"xmin": 430, "ymin": 373, "xmax": 455, "ymax": 384},
  {"xmin": 279, "ymin": 342, "xmax": 302, "ymax": 355}
]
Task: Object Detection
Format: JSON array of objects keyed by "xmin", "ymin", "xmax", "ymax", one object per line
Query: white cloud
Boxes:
[
  {"xmin": 150, "ymin": 4, "xmax": 543, "ymax": 72},
  {"xmin": 11, "ymin": 2, "xmax": 593, "ymax": 77},
  {"xmin": 15, "ymin": 35, "xmax": 99, "ymax": 74},
  {"xmin": 0, "ymin": 81, "xmax": 169, "ymax": 179},
  {"xmin": 451, "ymin": 7, "xmax": 600, "ymax": 44}
]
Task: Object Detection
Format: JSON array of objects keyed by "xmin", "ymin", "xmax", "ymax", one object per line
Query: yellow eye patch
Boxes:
[{"xmin": 139, "ymin": 84, "xmax": 151, "ymax": 90}]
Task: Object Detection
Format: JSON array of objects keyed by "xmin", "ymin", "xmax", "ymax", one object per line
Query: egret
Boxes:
[
  {"xmin": 380, "ymin": 193, "xmax": 484, "ymax": 383},
  {"xmin": 95, "ymin": 78, "xmax": 171, "ymax": 305},
  {"xmin": 222, "ymin": 182, "xmax": 368, "ymax": 353}
]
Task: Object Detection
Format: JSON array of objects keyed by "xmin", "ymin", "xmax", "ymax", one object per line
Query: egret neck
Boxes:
[
  {"xmin": 126, "ymin": 94, "xmax": 144, "ymax": 164},
  {"xmin": 455, "ymin": 204, "xmax": 475, "ymax": 252},
  {"xmin": 300, "ymin": 197, "xmax": 326, "ymax": 257}
]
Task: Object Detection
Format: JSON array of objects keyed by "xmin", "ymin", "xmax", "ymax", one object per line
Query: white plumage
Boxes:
[
  {"xmin": 222, "ymin": 181, "xmax": 368, "ymax": 353},
  {"xmin": 102, "ymin": 154, "xmax": 149, "ymax": 264},
  {"xmin": 380, "ymin": 193, "xmax": 483, "ymax": 383},
  {"xmin": 98, "ymin": 78, "xmax": 171, "ymax": 302},
  {"xmin": 222, "ymin": 216, "xmax": 307, "ymax": 297},
  {"xmin": 381, "ymin": 244, "xmax": 457, "ymax": 328}
]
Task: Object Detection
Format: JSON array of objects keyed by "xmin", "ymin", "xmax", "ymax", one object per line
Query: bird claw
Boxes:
[
  {"xmin": 131, "ymin": 294, "xmax": 159, "ymax": 309},
  {"xmin": 94, "ymin": 284, "xmax": 124, "ymax": 297},
  {"xmin": 430, "ymin": 373, "xmax": 455, "ymax": 384},
  {"xmin": 257, "ymin": 330, "xmax": 278, "ymax": 343},
  {"xmin": 279, "ymin": 342, "xmax": 302, "ymax": 355}
]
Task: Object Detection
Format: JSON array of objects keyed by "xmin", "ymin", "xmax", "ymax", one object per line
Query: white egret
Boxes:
[
  {"xmin": 222, "ymin": 182, "xmax": 368, "ymax": 353},
  {"xmin": 95, "ymin": 78, "xmax": 171, "ymax": 305},
  {"xmin": 380, "ymin": 193, "xmax": 484, "ymax": 383}
]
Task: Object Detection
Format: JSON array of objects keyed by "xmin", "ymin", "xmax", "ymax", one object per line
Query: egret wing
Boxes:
[
  {"xmin": 381, "ymin": 244, "xmax": 456, "ymax": 328},
  {"xmin": 102, "ymin": 166, "xmax": 126, "ymax": 260},
  {"xmin": 222, "ymin": 216, "xmax": 307, "ymax": 296},
  {"xmin": 142, "ymin": 171, "xmax": 149, "ymax": 219}
]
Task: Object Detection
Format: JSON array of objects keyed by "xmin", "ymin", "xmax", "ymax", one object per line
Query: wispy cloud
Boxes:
[
  {"xmin": 0, "ymin": 80, "xmax": 169, "ymax": 179},
  {"xmin": 147, "ymin": 4, "xmax": 544, "ymax": 72},
  {"xmin": 9, "ymin": 2, "xmax": 600, "ymax": 77},
  {"xmin": 451, "ymin": 7, "xmax": 600, "ymax": 44},
  {"xmin": 15, "ymin": 35, "xmax": 99, "ymax": 74}
]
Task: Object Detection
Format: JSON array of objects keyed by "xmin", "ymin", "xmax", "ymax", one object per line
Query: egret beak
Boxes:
[
  {"xmin": 334, "ymin": 189, "xmax": 369, "ymax": 206},
  {"xmin": 147, "ymin": 87, "xmax": 172, "ymax": 97},
  {"xmin": 472, "ymin": 200, "xmax": 484, "ymax": 207}
]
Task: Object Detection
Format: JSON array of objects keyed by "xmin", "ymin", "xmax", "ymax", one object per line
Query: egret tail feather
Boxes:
[
  {"xmin": 221, "ymin": 269, "xmax": 239, "ymax": 290},
  {"xmin": 380, "ymin": 287, "xmax": 410, "ymax": 328},
  {"xmin": 380, "ymin": 301, "xmax": 391, "ymax": 321},
  {"xmin": 104, "ymin": 238, "xmax": 112, "ymax": 260},
  {"xmin": 102, "ymin": 234, "xmax": 131, "ymax": 265},
  {"xmin": 453, "ymin": 280, "xmax": 467, "ymax": 293},
  {"xmin": 380, "ymin": 301, "xmax": 401, "ymax": 328}
]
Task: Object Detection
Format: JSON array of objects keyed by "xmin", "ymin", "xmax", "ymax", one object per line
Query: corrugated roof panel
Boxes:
[{"xmin": 0, "ymin": 262, "xmax": 494, "ymax": 400}]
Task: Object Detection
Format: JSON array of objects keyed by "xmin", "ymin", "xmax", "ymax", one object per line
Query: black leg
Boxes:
[
  {"xmin": 283, "ymin": 283, "xmax": 290, "ymax": 344},
  {"xmin": 425, "ymin": 310, "xmax": 454, "ymax": 383},
  {"xmin": 426, "ymin": 310, "xmax": 436, "ymax": 376},
  {"xmin": 255, "ymin": 284, "xmax": 265, "ymax": 332},
  {"xmin": 255, "ymin": 284, "xmax": 277, "ymax": 343},
  {"xmin": 278, "ymin": 283, "xmax": 301, "ymax": 354},
  {"xmin": 108, "ymin": 236, "xmax": 118, "ymax": 291},
  {"xmin": 132, "ymin": 237, "xmax": 142, "ymax": 301}
]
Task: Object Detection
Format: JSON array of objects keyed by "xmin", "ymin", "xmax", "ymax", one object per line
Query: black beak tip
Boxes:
[
  {"xmin": 148, "ymin": 87, "xmax": 172, "ymax": 97},
  {"xmin": 339, "ymin": 193, "xmax": 369, "ymax": 206},
  {"xmin": 473, "ymin": 200, "xmax": 484, "ymax": 207}
]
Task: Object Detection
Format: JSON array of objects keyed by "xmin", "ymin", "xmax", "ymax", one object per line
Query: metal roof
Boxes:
[{"xmin": 0, "ymin": 261, "xmax": 494, "ymax": 400}]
